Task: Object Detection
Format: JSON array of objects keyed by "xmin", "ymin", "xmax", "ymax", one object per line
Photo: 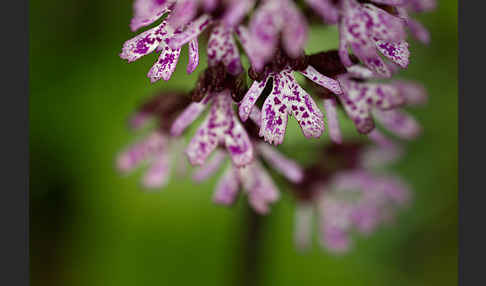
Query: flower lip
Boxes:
[{"xmin": 185, "ymin": 90, "xmax": 254, "ymax": 167}]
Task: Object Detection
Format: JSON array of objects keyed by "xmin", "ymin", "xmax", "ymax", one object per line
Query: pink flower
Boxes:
[
  {"xmin": 239, "ymin": 50, "xmax": 342, "ymax": 145},
  {"xmin": 338, "ymin": 0, "xmax": 409, "ymax": 77},
  {"xmin": 192, "ymin": 108, "xmax": 304, "ymax": 214},
  {"xmin": 245, "ymin": 0, "xmax": 308, "ymax": 71},
  {"xmin": 120, "ymin": 2, "xmax": 211, "ymax": 82},
  {"xmin": 291, "ymin": 141, "xmax": 410, "ymax": 252},
  {"xmin": 338, "ymin": 65, "xmax": 427, "ymax": 136},
  {"xmin": 173, "ymin": 90, "xmax": 254, "ymax": 167}
]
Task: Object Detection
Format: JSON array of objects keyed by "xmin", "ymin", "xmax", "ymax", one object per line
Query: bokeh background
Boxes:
[{"xmin": 30, "ymin": 1, "xmax": 458, "ymax": 285}]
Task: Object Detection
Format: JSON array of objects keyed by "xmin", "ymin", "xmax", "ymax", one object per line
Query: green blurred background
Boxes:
[{"xmin": 30, "ymin": 1, "xmax": 457, "ymax": 285}]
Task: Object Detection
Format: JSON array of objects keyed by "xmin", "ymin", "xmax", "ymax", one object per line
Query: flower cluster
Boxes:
[
  {"xmin": 291, "ymin": 140, "xmax": 411, "ymax": 253},
  {"xmin": 117, "ymin": 0, "xmax": 435, "ymax": 252},
  {"xmin": 120, "ymin": 0, "xmax": 435, "ymax": 81}
]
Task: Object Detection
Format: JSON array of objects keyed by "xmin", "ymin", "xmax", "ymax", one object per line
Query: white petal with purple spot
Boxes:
[
  {"xmin": 186, "ymin": 91, "xmax": 253, "ymax": 167},
  {"xmin": 299, "ymin": 65, "xmax": 343, "ymax": 95},
  {"xmin": 375, "ymin": 40, "xmax": 410, "ymax": 68},
  {"xmin": 147, "ymin": 46, "xmax": 181, "ymax": 82},
  {"xmin": 207, "ymin": 24, "xmax": 243, "ymax": 75}
]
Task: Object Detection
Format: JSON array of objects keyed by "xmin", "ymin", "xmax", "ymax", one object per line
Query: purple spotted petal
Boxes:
[
  {"xmin": 304, "ymin": 0, "xmax": 339, "ymax": 24},
  {"xmin": 185, "ymin": 122, "xmax": 219, "ymax": 166},
  {"xmin": 130, "ymin": 0, "xmax": 175, "ymax": 32},
  {"xmin": 289, "ymin": 78, "xmax": 325, "ymax": 139},
  {"xmin": 376, "ymin": 40, "xmax": 410, "ymax": 68},
  {"xmin": 235, "ymin": 26, "xmax": 262, "ymax": 71},
  {"xmin": 257, "ymin": 143, "xmax": 304, "ymax": 183},
  {"xmin": 169, "ymin": 15, "xmax": 212, "ymax": 49},
  {"xmin": 186, "ymin": 39, "xmax": 199, "ymax": 74},
  {"xmin": 223, "ymin": 0, "xmax": 255, "ymax": 27},
  {"xmin": 362, "ymin": 3, "xmax": 406, "ymax": 42},
  {"xmin": 120, "ymin": 22, "xmax": 170, "ymax": 63},
  {"xmin": 249, "ymin": 0, "xmax": 282, "ymax": 71},
  {"xmin": 352, "ymin": 43, "xmax": 392, "ymax": 77},
  {"xmin": 323, "ymin": 98, "xmax": 342, "ymax": 144},
  {"xmin": 224, "ymin": 129, "xmax": 253, "ymax": 166},
  {"xmin": 193, "ymin": 150, "xmax": 226, "ymax": 182},
  {"xmin": 186, "ymin": 91, "xmax": 253, "ymax": 167},
  {"xmin": 147, "ymin": 46, "xmax": 181, "ymax": 82},
  {"xmin": 117, "ymin": 132, "xmax": 167, "ymax": 172},
  {"xmin": 260, "ymin": 70, "xmax": 324, "ymax": 144},
  {"xmin": 294, "ymin": 203, "xmax": 314, "ymax": 250},
  {"xmin": 167, "ymin": 0, "xmax": 198, "ymax": 29},
  {"xmin": 142, "ymin": 154, "xmax": 171, "ymax": 188},
  {"xmin": 239, "ymin": 77, "xmax": 268, "ymax": 121},
  {"xmin": 393, "ymin": 80, "xmax": 428, "ymax": 106},
  {"xmin": 407, "ymin": 18, "xmax": 430, "ymax": 44},
  {"xmin": 299, "ymin": 65, "xmax": 343, "ymax": 95},
  {"xmin": 339, "ymin": 0, "xmax": 407, "ymax": 76},
  {"xmin": 238, "ymin": 162, "xmax": 280, "ymax": 214},
  {"xmin": 372, "ymin": 108, "xmax": 421, "ymax": 139},
  {"xmin": 339, "ymin": 2, "xmax": 392, "ymax": 77},
  {"xmin": 213, "ymin": 166, "xmax": 240, "ymax": 206},
  {"xmin": 338, "ymin": 75, "xmax": 403, "ymax": 133},
  {"xmin": 224, "ymin": 124, "xmax": 254, "ymax": 167},
  {"xmin": 340, "ymin": 0, "xmax": 371, "ymax": 56},
  {"xmin": 170, "ymin": 99, "xmax": 209, "ymax": 136},
  {"xmin": 282, "ymin": 0, "xmax": 308, "ymax": 58},
  {"xmin": 260, "ymin": 73, "xmax": 291, "ymax": 145},
  {"xmin": 207, "ymin": 24, "xmax": 243, "ymax": 75}
]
